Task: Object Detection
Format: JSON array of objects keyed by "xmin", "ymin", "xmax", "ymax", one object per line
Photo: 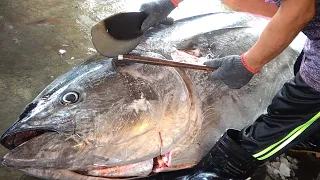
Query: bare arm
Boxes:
[{"xmin": 243, "ymin": 0, "xmax": 316, "ymax": 72}]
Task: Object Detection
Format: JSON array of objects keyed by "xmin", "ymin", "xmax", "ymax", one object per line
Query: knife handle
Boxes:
[{"xmin": 117, "ymin": 55, "xmax": 215, "ymax": 71}]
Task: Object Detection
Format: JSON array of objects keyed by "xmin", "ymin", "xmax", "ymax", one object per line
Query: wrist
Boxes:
[{"xmin": 241, "ymin": 53, "xmax": 262, "ymax": 74}]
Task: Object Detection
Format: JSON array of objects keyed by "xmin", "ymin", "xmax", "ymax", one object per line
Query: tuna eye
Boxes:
[{"xmin": 61, "ymin": 92, "xmax": 79, "ymax": 105}]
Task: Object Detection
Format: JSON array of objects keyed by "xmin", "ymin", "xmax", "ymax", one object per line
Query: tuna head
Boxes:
[{"xmin": 0, "ymin": 54, "xmax": 195, "ymax": 179}]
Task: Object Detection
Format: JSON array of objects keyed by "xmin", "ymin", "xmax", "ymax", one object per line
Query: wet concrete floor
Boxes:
[{"xmin": 0, "ymin": 0, "xmax": 319, "ymax": 180}]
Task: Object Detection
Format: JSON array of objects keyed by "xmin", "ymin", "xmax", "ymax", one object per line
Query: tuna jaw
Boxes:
[
  {"xmin": 82, "ymin": 151, "xmax": 192, "ymax": 178},
  {"xmin": 1, "ymin": 131, "xmax": 196, "ymax": 179},
  {"xmin": 4, "ymin": 148, "xmax": 194, "ymax": 179}
]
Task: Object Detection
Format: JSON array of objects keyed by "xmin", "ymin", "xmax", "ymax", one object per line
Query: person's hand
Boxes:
[
  {"xmin": 204, "ymin": 54, "xmax": 258, "ymax": 89},
  {"xmin": 139, "ymin": 0, "xmax": 178, "ymax": 31}
]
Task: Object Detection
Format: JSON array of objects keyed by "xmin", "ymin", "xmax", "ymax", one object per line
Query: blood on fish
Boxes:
[
  {"xmin": 153, "ymin": 151, "xmax": 196, "ymax": 172},
  {"xmin": 152, "ymin": 152, "xmax": 170, "ymax": 172}
]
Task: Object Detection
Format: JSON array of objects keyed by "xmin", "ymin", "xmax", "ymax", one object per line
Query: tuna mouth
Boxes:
[
  {"xmin": 0, "ymin": 101, "xmax": 55, "ymax": 150},
  {"xmin": 0, "ymin": 130, "xmax": 48, "ymax": 150}
]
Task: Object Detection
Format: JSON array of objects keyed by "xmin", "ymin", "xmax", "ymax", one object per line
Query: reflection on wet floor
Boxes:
[{"xmin": 0, "ymin": 0, "xmax": 319, "ymax": 180}]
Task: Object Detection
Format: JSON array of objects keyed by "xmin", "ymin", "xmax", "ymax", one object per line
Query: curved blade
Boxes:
[{"xmin": 91, "ymin": 12, "xmax": 147, "ymax": 57}]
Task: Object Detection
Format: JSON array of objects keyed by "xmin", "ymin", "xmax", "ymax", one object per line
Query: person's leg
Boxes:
[
  {"xmin": 240, "ymin": 72, "xmax": 320, "ymax": 161},
  {"xmin": 186, "ymin": 72, "xmax": 320, "ymax": 180},
  {"xmin": 287, "ymin": 50, "xmax": 320, "ymax": 157}
]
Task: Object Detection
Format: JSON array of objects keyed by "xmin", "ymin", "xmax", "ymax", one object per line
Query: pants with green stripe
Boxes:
[{"xmin": 239, "ymin": 71, "xmax": 320, "ymax": 161}]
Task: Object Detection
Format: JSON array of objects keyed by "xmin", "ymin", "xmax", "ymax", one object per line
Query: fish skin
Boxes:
[{"xmin": 0, "ymin": 12, "xmax": 306, "ymax": 180}]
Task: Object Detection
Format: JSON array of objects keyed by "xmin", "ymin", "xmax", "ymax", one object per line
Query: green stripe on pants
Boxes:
[{"xmin": 253, "ymin": 112, "xmax": 320, "ymax": 160}]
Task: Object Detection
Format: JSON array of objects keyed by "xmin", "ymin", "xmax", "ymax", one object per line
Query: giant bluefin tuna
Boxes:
[{"xmin": 0, "ymin": 12, "xmax": 306, "ymax": 180}]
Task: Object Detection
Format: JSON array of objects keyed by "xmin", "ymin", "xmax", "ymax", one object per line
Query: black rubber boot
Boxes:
[{"xmin": 188, "ymin": 129, "xmax": 265, "ymax": 180}]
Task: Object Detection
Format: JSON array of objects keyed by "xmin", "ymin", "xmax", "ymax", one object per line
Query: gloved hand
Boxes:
[
  {"xmin": 139, "ymin": 0, "xmax": 178, "ymax": 31},
  {"xmin": 203, "ymin": 54, "xmax": 258, "ymax": 89}
]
